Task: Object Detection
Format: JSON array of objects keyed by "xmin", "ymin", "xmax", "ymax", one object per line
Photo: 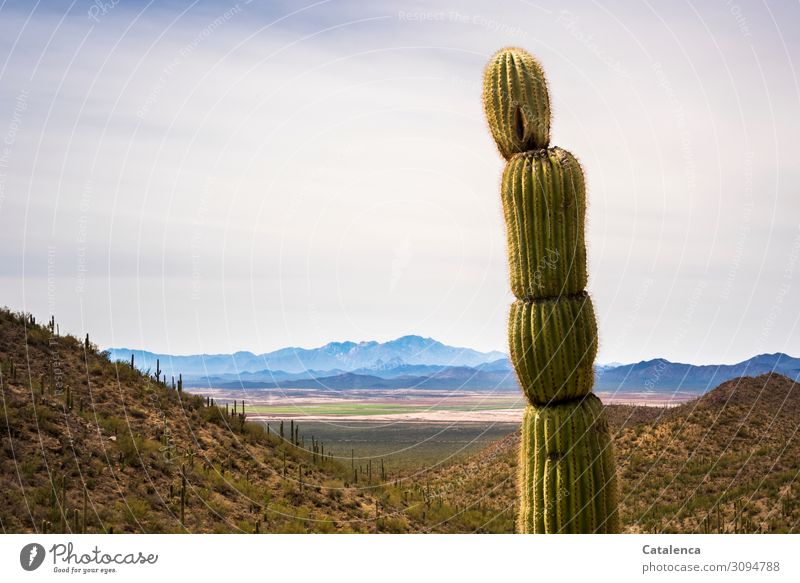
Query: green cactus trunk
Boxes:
[
  {"xmin": 508, "ymin": 293, "xmax": 597, "ymax": 404},
  {"xmin": 519, "ymin": 395, "xmax": 618, "ymax": 533},
  {"xmin": 482, "ymin": 47, "xmax": 619, "ymax": 533}
]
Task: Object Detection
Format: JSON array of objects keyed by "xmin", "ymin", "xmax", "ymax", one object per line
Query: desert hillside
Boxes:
[
  {"xmin": 0, "ymin": 308, "xmax": 391, "ymax": 533},
  {"xmin": 3, "ymin": 307, "xmax": 798, "ymax": 534},
  {"xmin": 420, "ymin": 373, "xmax": 800, "ymax": 533}
]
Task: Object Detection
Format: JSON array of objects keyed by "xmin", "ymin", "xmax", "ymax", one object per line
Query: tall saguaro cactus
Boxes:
[{"xmin": 482, "ymin": 47, "xmax": 619, "ymax": 533}]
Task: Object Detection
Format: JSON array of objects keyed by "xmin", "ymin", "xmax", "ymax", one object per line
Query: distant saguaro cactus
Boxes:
[
  {"xmin": 180, "ymin": 464, "xmax": 186, "ymax": 527},
  {"xmin": 482, "ymin": 47, "xmax": 619, "ymax": 533}
]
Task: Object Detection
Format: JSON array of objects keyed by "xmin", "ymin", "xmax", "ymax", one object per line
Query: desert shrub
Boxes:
[
  {"xmin": 116, "ymin": 432, "xmax": 158, "ymax": 468},
  {"xmin": 98, "ymin": 415, "xmax": 126, "ymax": 436},
  {"xmin": 243, "ymin": 422, "xmax": 266, "ymax": 443},
  {"xmin": 120, "ymin": 497, "xmax": 150, "ymax": 528}
]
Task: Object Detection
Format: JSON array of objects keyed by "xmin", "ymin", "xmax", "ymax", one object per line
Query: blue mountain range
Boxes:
[{"xmin": 108, "ymin": 338, "xmax": 800, "ymax": 394}]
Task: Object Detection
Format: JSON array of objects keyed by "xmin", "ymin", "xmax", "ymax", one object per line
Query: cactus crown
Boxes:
[{"xmin": 482, "ymin": 47, "xmax": 551, "ymax": 159}]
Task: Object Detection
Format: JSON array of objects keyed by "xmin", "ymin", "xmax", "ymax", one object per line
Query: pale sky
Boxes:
[{"xmin": 0, "ymin": 0, "xmax": 798, "ymax": 364}]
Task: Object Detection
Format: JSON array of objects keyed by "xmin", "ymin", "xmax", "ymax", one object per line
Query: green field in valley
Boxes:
[
  {"xmin": 260, "ymin": 420, "xmax": 519, "ymax": 471},
  {"xmin": 246, "ymin": 400, "xmax": 521, "ymax": 416}
]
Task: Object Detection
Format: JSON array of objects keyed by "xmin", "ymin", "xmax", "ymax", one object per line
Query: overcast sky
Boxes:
[{"xmin": 1, "ymin": 0, "xmax": 798, "ymax": 364}]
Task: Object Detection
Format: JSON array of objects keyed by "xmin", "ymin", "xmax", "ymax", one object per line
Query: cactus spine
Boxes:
[{"xmin": 482, "ymin": 47, "xmax": 618, "ymax": 533}]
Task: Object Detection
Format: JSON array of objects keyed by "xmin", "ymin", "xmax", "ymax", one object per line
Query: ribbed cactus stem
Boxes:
[
  {"xmin": 518, "ymin": 394, "xmax": 618, "ymax": 532},
  {"xmin": 501, "ymin": 148, "xmax": 588, "ymax": 299},
  {"xmin": 483, "ymin": 47, "xmax": 619, "ymax": 533},
  {"xmin": 482, "ymin": 48, "xmax": 551, "ymax": 160},
  {"xmin": 508, "ymin": 293, "xmax": 597, "ymax": 404}
]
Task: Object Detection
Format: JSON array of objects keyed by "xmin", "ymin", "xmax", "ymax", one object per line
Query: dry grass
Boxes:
[
  {"xmin": 406, "ymin": 374, "xmax": 800, "ymax": 533},
  {"xmin": 0, "ymin": 308, "xmax": 390, "ymax": 533}
]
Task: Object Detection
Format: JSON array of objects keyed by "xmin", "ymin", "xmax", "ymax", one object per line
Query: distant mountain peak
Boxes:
[
  {"xmin": 109, "ymin": 335, "xmax": 507, "ymax": 376},
  {"xmin": 391, "ymin": 334, "xmax": 436, "ymax": 343}
]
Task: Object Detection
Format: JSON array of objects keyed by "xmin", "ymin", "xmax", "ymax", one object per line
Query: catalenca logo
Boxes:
[{"xmin": 20, "ymin": 543, "xmax": 46, "ymax": 571}]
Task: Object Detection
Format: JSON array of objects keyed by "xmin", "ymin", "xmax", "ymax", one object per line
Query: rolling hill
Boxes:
[
  {"xmin": 0, "ymin": 308, "xmax": 393, "ymax": 533},
  {"xmin": 594, "ymin": 353, "xmax": 800, "ymax": 393},
  {"xmin": 415, "ymin": 373, "xmax": 800, "ymax": 533}
]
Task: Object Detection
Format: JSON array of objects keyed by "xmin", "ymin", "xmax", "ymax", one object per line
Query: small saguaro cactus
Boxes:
[
  {"xmin": 180, "ymin": 464, "xmax": 187, "ymax": 527},
  {"xmin": 482, "ymin": 47, "xmax": 619, "ymax": 533},
  {"xmin": 82, "ymin": 487, "xmax": 88, "ymax": 533}
]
